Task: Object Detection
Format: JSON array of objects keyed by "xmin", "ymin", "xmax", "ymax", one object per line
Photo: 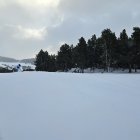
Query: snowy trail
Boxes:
[{"xmin": 0, "ymin": 72, "xmax": 140, "ymax": 140}]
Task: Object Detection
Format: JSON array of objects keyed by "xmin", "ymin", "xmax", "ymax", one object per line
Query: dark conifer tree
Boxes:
[
  {"xmin": 118, "ymin": 29, "xmax": 130, "ymax": 70},
  {"xmin": 101, "ymin": 29, "xmax": 117, "ymax": 72},
  {"xmin": 131, "ymin": 27, "xmax": 140, "ymax": 72},
  {"xmin": 75, "ymin": 37, "xmax": 87, "ymax": 72},
  {"xmin": 47, "ymin": 55, "xmax": 57, "ymax": 72},
  {"xmin": 87, "ymin": 35, "xmax": 96, "ymax": 69},
  {"xmin": 35, "ymin": 49, "xmax": 46, "ymax": 71},
  {"xmin": 35, "ymin": 49, "xmax": 55, "ymax": 72},
  {"xmin": 95, "ymin": 37, "xmax": 105, "ymax": 68},
  {"xmin": 57, "ymin": 44, "xmax": 72, "ymax": 71}
]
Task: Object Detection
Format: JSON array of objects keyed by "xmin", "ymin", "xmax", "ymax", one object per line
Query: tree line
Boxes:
[{"xmin": 35, "ymin": 27, "xmax": 140, "ymax": 73}]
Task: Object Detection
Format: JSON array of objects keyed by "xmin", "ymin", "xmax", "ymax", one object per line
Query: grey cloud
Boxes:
[
  {"xmin": 0, "ymin": 3, "xmax": 31, "ymax": 26},
  {"xmin": 0, "ymin": 0, "xmax": 140, "ymax": 58},
  {"xmin": 0, "ymin": 0, "xmax": 62, "ymax": 27},
  {"xmin": 59, "ymin": 0, "xmax": 126, "ymax": 16},
  {"xmin": 56, "ymin": 0, "xmax": 140, "ymax": 38},
  {"xmin": 0, "ymin": 25, "xmax": 45, "ymax": 59}
]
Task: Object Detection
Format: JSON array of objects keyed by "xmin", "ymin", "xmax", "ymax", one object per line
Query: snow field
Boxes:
[{"xmin": 0, "ymin": 72, "xmax": 140, "ymax": 140}]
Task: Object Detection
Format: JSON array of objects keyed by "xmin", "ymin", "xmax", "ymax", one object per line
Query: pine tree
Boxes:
[
  {"xmin": 118, "ymin": 29, "xmax": 130, "ymax": 70},
  {"xmin": 101, "ymin": 29, "xmax": 117, "ymax": 72},
  {"xmin": 47, "ymin": 55, "xmax": 56, "ymax": 72},
  {"xmin": 35, "ymin": 49, "xmax": 46, "ymax": 71},
  {"xmin": 131, "ymin": 27, "xmax": 140, "ymax": 72},
  {"xmin": 35, "ymin": 49, "xmax": 51, "ymax": 71},
  {"xmin": 75, "ymin": 37, "xmax": 87, "ymax": 72},
  {"xmin": 57, "ymin": 44, "xmax": 72, "ymax": 71},
  {"xmin": 87, "ymin": 35, "xmax": 96, "ymax": 69}
]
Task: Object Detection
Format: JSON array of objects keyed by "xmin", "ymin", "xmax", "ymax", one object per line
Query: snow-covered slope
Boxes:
[
  {"xmin": 0, "ymin": 62, "xmax": 35, "ymax": 70},
  {"xmin": 0, "ymin": 72, "xmax": 140, "ymax": 140}
]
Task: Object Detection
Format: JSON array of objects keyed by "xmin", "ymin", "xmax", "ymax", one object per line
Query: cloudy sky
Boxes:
[{"xmin": 0, "ymin": 0, "xmax": 140, "ymax": 59}]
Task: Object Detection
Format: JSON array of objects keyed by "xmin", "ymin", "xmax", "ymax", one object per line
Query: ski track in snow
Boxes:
[{"xmin": 0, "ymin": 72, "xmax": 140, "ymax": 140}]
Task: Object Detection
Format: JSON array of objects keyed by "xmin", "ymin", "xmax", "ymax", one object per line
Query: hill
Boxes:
[
  {"xmin": 0, "ymin": 56, "xmax": 18, "ymax": 62},
  {"xmin": 19, "ymin": 58, "xmax": 35, "ymax": 64},
  {"xmin": 0, "ymin": 56, "xmax": 35, "ymax": 64}
]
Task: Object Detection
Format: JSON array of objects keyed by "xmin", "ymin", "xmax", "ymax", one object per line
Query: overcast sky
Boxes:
[{"xmin": 0, "ymin": 0, "xmax": 140, "ymax": 59}]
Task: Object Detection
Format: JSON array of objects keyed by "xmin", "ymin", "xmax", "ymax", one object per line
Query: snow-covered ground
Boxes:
[
  {"xmin": 0, "ymin": 62, "xmax": 35, "ymax": 70},
  {"xmin": 0, "ymin": 72, "xmax": 140, "ymax": 140},
  {"xmin": 69, "ymin": 68, "xmax": 140, "ymax": 73}
]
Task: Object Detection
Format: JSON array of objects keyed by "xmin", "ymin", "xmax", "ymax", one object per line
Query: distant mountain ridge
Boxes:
[
  {"xmin": 0, "ymin": 56, "xmax": 18, "ymax": 62},
  {"xmin": 19, "ymin": 58, "xmax": 35, "ymax": 64},
  {"xmin": 0, "ymin": 56, "xmax": 35, "ymax": 64}
]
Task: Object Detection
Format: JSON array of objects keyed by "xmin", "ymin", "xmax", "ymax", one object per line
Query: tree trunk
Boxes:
[
  {"xmin": 134, "ymin": 64, "xmax": 137, "ymax": 73},
  {"xmin": 129, "ymin": 64, "xmax": 132, "ymax": 73}
]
